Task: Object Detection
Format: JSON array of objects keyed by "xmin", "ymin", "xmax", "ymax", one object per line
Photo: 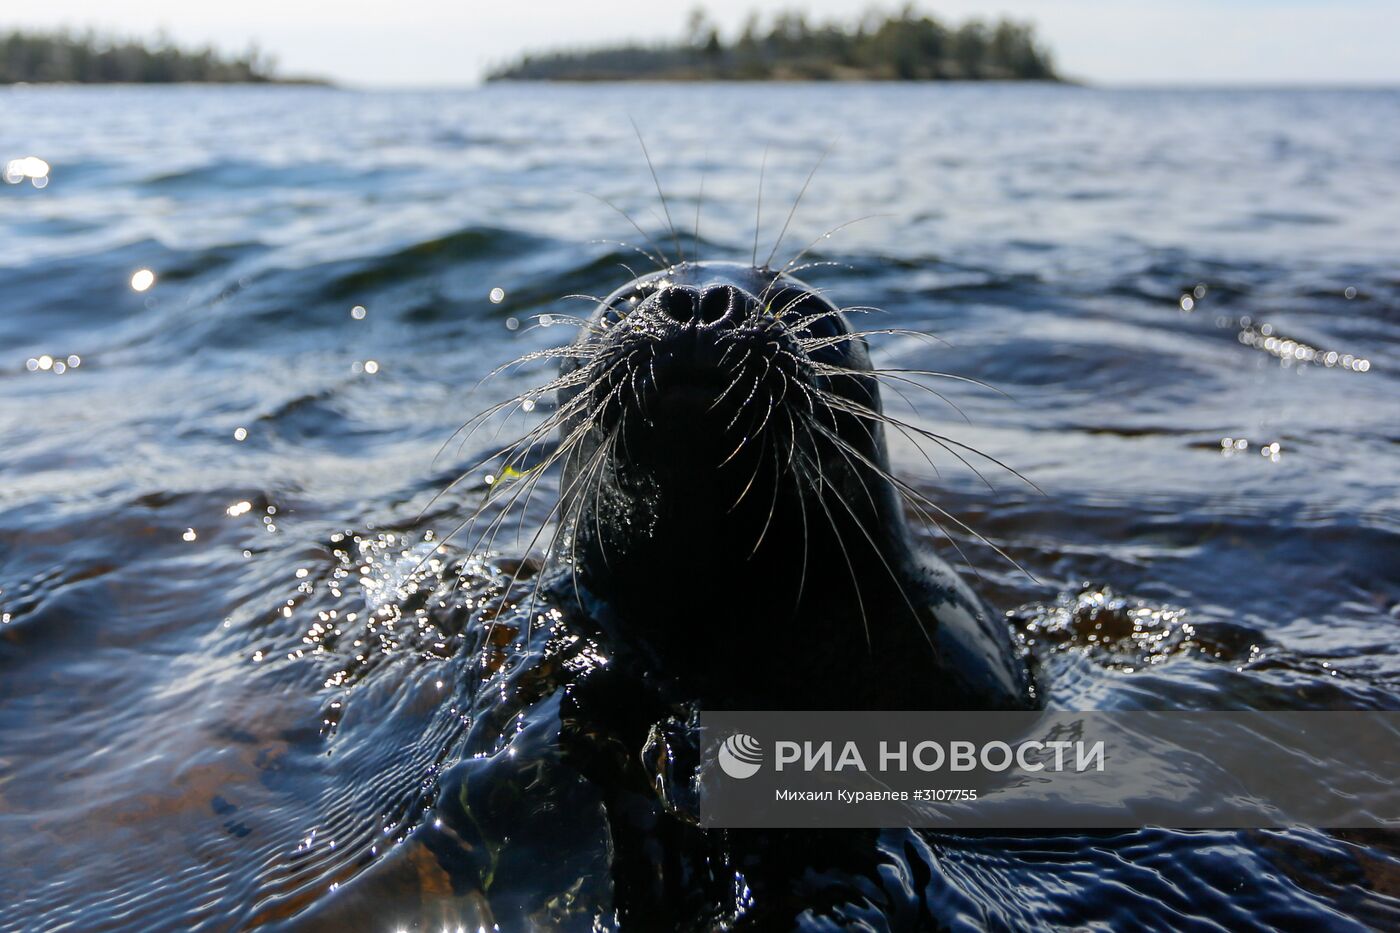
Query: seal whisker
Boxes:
[
  {"xmin": 521, "ymin": 313, "xmax": 605, "ymax": 335},
  {"xmin": 772, "ymin": 213, "xmax": 889, "ymax": 284},
  {"xmin": 866, "ymin": 372, "xmax": 972, "ymax": 424},
  {"xmin": 750, "ymin": 367, "xmax": 779, "ymax": 438},
  {"xmin": 626, "ymin": 354, "xmax": 649, "ymax": 426},
  {"xmin": 808, "ymin": 385, "xmax": 997, "ymax": 492},
  {"xmin": 434, "ymin": 372, "xmax": 599, "ymax": 487},
  {"xmin": 584, "ymin": 191, "xmax": 671, "ymax": 269},
  {"xmin": 798, "ymin": 328, "xmax": 948, "ymax": 352},
  {"xmin": 782, "ymin": 303, "xmax": 890, "ymax": 338},
  {"xmin": 646, "ymin": 345, "xmax": 661, "ymax": 403},
  {"xmin": 549, "ymin": 430, "xmax": 613, "ymax": 616},
  {"xmin": 804, "ymin": 417, "xmax": 937, "ymax": 653},
  {"xmin": 693, "ymin": 159, "xmax": 707, "ymax": 260},
  {"xmin": 477, "ymin": 347, "xmax": 603, "ymax": 391},
  {"xmin": 866, "ymin": 368, "xmax": 1016, "ymax": 401},
  {"xmin": 556, "ymin": 295, "xmax": 620, "ymax": 320},
  {"xmin": 772, "ymin": 366, "xmax": 792, "ymax": 411},
  {"xmin": 496, "ymin": 377, "xmax": 628, "ymax": 553},
  {"xmin": 752, "ymin": 145, "xmax": 768, "ymax": 268},
  {"xmin": 707, "ymin": 349, "xmax": 754, "ymax": 412},
  {"xmin": 443, "ymin": 418, "xmax": 579, "ymax": 566},
  {"xmin": 786, "ymin": 260, "xmax": 849, "ymax": 276},
  {"xmin": 717, "ymin": 429, "xmax": 753, "ymax": 469},
  {"xmin": 791, "ymin": 428, "xmax": 813, "ymax": 614},
  {"xmin": 748, "ymin": 439, "xmax": 784, "ymax": 558},
  {"xmin": 427, "ymin": 349, "xmax": 599, "ymax": 471},
  {"xmin": 480, "ymin": 382, "xmax": 623, "ymax": 582},
  {"xmin": 727, "ymin": 430, "xmax": 769, "ymax": 512},
  {"xmin": 510, "ymin": 457, "xmax": 559, "ymax": 551},
  {"xmin": 810, "ymin": 385, "xmax": 1043, "ymax": 494},
  {"xmin": 808, "ymin": 415, "xmax": 1034, "ymax": 580},
  {"xmin": 588, "ymin": 430, "xmax": 620, "ymax": 571},
  {"xmin": 439, "ymin": 368, "xmax": 633, "ymax": 568},
  {"xmin": 808, "ymin": 363, "xmax": 973, "ymax": 423},
  {"xmin": 740, "ymin": 352, "xmax": 775, "ymax": 418},
  {"xmin": 722, "ymin": 368, "xmax": 764, "ymax": 435},
  {"xmin": 549, "ymin": 420, "xmax": 619, "ymax": 605},
  {"xmin": 763, "ymin": 145, "xmax": 831, "ymax": 272},
  {"xmin": 445, "ymin": 385, "xmax": 586, "ymax": 467},
  {"xmin": 614, "ymin": 353, "xmax": 646, "ymax": 466},
  {"xmin": 588, "ymin": 238, "xmax": 666, "ymax": 275},
  {"xmin": 629, "ymin": 117, "xmax": 685, "ymax": 265},
  {"xmin": 868, "ymin": 370, "xmax": 956, "ymax": 425},
  {"xmin": 509, "ymin": 423, "xmax": 607, "ymax": 588},
  {"xmin": 486, "ymin": 427, "xmax": 617, "ymax": 669},
  {"xmin": 771, "ymin": 346, "xmax": 813, "ymax": 379},
  {"xmin": 766, "ymin": 291, "xmax": 812, "ymax": 325},
  {"xmin": 762, "ymin": 277, "xmax": 848, "ymax": 330},
  {"xmin": 793, "ymin": 412, "xmax": 871, "ymax": 648},
  {"xmin": 809, "ymin": 416, "xmax": 986, "ymax": 585},
  {"xmin": 486, "ymin": 458, "xmax": 556, "ymax": 556},
  {"xmin": 421, "ymin": 399, "xmax": 579, "ymax": 522},
  {"xmin": 452, "ymin": 382, "xmax": 580, "ymax": 464},
  {"xmin": 563, "ymin": 433, "xmax": 618, "ymax": 610}
]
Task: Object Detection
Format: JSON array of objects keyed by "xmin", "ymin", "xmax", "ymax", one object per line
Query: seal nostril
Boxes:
[
  {"xmin": 650, "ymin": 284, "xmax": 759, "ymax": 327},
  {"xmin": 698, "ymin": 285, "xmax": 755, "ymax": 326},
  {"xmin": 654, "ymin": 286, "xmax": 700, "ymax": 324}
]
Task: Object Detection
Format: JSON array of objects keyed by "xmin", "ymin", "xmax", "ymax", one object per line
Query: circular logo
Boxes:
[{"xmin": 718, "ymin": 733, "xmax": 763, "ymax": 779}]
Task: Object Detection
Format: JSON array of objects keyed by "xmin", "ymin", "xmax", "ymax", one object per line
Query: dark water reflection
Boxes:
[{"xmin": 1, "ymin": 84, "xmax": 1398, "ymax": 930}]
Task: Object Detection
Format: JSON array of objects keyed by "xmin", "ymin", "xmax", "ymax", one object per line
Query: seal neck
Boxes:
[{"xmin": 563, "ymin": 434, "xmax": 938, "ymax": 706}]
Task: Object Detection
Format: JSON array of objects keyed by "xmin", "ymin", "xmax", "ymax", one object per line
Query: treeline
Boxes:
[
  {"xmin": 0, "ymin": 30, "xmax": 314, "ymax": 84},
  {"xmin": 489, "ymin": 6, "xmax": 1060, "ymax": 82}
]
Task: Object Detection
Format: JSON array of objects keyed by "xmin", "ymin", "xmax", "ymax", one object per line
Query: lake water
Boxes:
[{"xmin": 1, "ymin": 83, "xmax": 1398, "ymax": 930}]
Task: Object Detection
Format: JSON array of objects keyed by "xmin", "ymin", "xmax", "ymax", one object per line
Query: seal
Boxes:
[
  {"xmin": 434, "ymin": 258, "xmax": 1039, "ymax": 928},
  {"xmin": 543, "ymin": 260, "xmax": 1036, "ymax": 711}
]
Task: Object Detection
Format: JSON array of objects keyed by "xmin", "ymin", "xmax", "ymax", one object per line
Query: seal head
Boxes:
[{"xmin": 558, "ymin": 261, "xmax": 1034, "ymax": 710}]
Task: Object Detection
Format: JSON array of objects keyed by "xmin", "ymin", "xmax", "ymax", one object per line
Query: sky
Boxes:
[{"xmin": 5, "ymin": 1, "xmax": 1398, "ymax": 87}]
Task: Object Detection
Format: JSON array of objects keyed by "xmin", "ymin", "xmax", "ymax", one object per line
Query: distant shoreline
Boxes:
[
  {"xmin": 488, "ymin": 6, "xmax": 1060, "ymax": 84},
  {"xmin": 487, "ymin": 75, "xmax": 1071, "ymax": 85},
  {"xmin": 0, "ymin": 79, "xmax": 333, "ymax": 87},
  {"xmin": 0, "ymin": 30, "xmax": 328, "ymax": 85}
]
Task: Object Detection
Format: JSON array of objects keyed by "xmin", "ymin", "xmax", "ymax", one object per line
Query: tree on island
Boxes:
[
  {"xmin": 0, "ymin": 30, "xmax": 317, "ymax": 84},
  {"xmin": 488, "ymin": 5, "xmax": 1059, "ymax": 82}
]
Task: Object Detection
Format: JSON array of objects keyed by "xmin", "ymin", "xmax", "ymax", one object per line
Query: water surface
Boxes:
[{"xmin": 1, "ymin": 83, "xmax": 1398, "ymax": 930}]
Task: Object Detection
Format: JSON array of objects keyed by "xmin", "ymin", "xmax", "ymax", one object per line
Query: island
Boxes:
[
  {"xmin": 0, "ymin": 30, "xmax": 323, "ymax": 84},
  {"xmin": 488, "ymin": 6, "xmax": 1060, "ymax": 83}
]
